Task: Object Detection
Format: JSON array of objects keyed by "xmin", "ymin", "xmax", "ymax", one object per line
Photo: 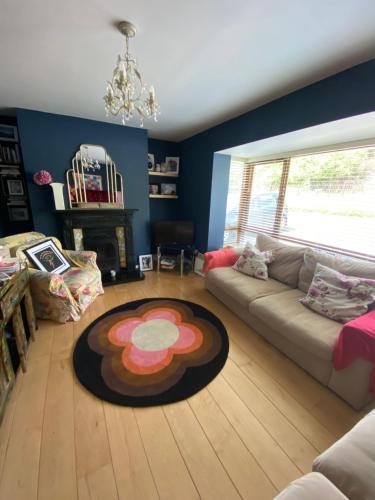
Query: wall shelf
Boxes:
[
  {"xmin": 149, "ymin": 194, "xmax": 178, "ymax": 199},
  {"xmin": 148, "ymin": 171, "xmax": 179, "ymax": 177}
]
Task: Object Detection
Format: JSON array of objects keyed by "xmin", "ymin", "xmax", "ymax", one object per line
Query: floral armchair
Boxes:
[{"xmin": 1, "ymin": 232, "xmax": 104, "ymax": 323}]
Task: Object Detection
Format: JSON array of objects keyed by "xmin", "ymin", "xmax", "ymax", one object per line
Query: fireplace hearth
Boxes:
[{"xmin": 55, "ymin": 209, "xmax": 144, "ymax": 286}]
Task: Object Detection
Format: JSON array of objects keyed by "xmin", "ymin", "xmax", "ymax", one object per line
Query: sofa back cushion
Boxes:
[
  {"xmin": 256, "ymin": 233, "xmax": 305, "ymax": 287},
  {"xmin": 298, "ymin": 247, "xmax": 375, "ymax": 293}
]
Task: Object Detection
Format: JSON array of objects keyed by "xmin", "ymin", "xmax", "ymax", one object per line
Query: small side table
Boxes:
[
  {"xmin": 0, "ymin": 265, "xmax": 37, "ymax": 419},
  {"xmin": 156, "ymin": 244, "xmax": 195, "ymax": 276}
]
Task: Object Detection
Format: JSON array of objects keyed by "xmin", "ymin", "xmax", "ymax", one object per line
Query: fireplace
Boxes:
[
  {"xmin": 55, "ymin": 209, "xmax": 144, "ymax": 285},
  {"xmin": 83, "ymin": 228, "xmax": 120, "ymax": 272}
]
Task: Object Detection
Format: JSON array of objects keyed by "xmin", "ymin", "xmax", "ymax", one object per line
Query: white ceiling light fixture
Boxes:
[{"xmin": 104, "ymin": 20, "xmax": 160, "ymax": 127}]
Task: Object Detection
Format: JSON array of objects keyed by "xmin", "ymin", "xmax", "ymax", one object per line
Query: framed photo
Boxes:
[
  {"xmin": 148, "ymin": 153, "xmax": 155, "ymax": 171},
  {"xmin": 24, "ymin": 239, "xmax": 71, "ymax": 274},
  {"xmin": 149, "ymin": 184, "xmax": 159, "ymax": 195},
  {"xmin": 161, "ymin": 183, "xmax": 177, "ymax": 195},
  {"xmin": 0, "ymin": 124, "xmax": 18, "ymax": 142},
  {"xmin": 165, "ymin": 157, "xmax": 179, "ymax": 175},
  {"xmin": 7, "ymin": 178, "xmax": 24, "ymax": 196},
  {"xmin": 139, "ymin": 254, "xmax": 153, "ymax": 272},
  {"xmin": 8, "ymin": 206, "xmax": 29, "ymax": 221}
]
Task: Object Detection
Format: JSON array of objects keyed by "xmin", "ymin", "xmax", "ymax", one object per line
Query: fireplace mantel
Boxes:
[{"xmin": 55, "ymin": 208, "xmax": 143, "ymax": 285}]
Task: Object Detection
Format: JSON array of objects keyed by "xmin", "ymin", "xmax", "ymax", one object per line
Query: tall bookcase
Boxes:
[{"xmin": 0, "ymin": 121, "xmax": 34, "ymax": 237}]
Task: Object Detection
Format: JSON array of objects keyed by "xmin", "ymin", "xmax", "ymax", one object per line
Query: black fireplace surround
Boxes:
[{"xmin": 55, "ymin": 209, "xmax": 144, "ymax": 285}]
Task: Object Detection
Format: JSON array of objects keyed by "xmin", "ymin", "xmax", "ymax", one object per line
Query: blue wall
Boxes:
[
  {"xmin": 179, "ymin": 58, "xmax": 375, "ymax": 251},
  {"xmin": 148, "ymin": 138, "xmax": 181, "ymax": 225},
  {"xmin": 207, "ymin": 153, "xmax": 231, "ymax": 250},
  {"xmin": 16, "ymin": 109, "xmax": 150, "ymax": 256}
]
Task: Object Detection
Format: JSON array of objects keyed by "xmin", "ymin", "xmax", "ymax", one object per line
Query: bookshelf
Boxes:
[{"xmin": 0, "ymin": 122, "xmax": 34, "ymax": 236}]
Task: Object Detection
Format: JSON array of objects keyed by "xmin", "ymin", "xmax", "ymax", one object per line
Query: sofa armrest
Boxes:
[
  {"xmin": 29, "ymin": 269, "xmax": 74, "ymax": 300},
  {"xmin": 313, "ymin": 410, "xmax": 375, "ymax": 500},
  {"xmin": 64, "ymin": 250, "xmax": 98, "ymax": 270},
  {"xmin": 275, "ymin": 472, "xmax": 348, "ymax": 499}
]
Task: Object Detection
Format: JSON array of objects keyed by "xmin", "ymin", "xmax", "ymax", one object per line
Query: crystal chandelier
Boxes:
[{"xmin": 104, "ymin": 21, "xmax": 160, "ymax": 127}]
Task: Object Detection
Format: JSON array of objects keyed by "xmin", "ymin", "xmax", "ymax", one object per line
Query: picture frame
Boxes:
[
  {"xmin": 24, "ymin": 238, "xmax": 71, "ymax": 274},
  {"xmin": 165, "ymin": 157, "xmax": 179, "ymax": 175},
  {"xmin": 8, "ymin": 206, "xmax": 29, "ymax": 221},
  {"xmin": 7, "ymin": 178, "xmax": 24, "ymax": 196},
  {"xmin": 139, "ymin": 254, "xmax": 153, "ymax": 272},
  {"xmin": 149, "ymin": 184, "xmax": 159, "ymax": 195},
  {"xmin": 148, "ymin": 153, "xmax": 155, "ymax": 171},
  {"xmin": 160, "ymin": 183, "xmax": 177, "ymax": 195},
  {"xmin": 0, "ymin": 124, "xmax": 18, "ymax": 142}
]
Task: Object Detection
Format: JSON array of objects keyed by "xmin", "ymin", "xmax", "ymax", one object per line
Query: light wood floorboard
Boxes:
[{"xmin": 0, "ymin": 272, "xmax": 366, "ymax": 499}]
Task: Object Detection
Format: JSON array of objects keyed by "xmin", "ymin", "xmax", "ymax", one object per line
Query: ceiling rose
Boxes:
[{"xmin": 103, "ymin": 20, "xmax": 160, "ymax": 127}]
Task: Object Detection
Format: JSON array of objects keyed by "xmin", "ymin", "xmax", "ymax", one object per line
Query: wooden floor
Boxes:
[{"xmin": 0, "ymin": 272, "xmax": 368, "ymax": 500}]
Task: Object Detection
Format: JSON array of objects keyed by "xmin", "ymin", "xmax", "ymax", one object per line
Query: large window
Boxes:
[{"xmin": 224, "ymin": 145, "xmax": 375, "ymax": 260}]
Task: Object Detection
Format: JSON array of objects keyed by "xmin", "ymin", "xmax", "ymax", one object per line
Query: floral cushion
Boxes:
[
  {"xmin": 232, "ymin": 242, "xmax": 273, "ymax": 281},
  {"xmin": 300, "ymin": 263, "xmax": 375, "ymax": 323}
]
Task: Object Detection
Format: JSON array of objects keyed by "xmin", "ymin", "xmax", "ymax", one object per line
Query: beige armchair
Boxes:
[{"xmin": 1, "ymin": 232, "xmax": 104, "ymax": 323}]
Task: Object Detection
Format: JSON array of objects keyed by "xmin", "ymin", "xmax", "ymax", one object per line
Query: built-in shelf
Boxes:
[
  {"xmin": 149, "ymin": 194, "xmax": 178, "ymax": 199},
  {"xmin": 148, "ymin": 171, "xmax": 179, "ymax": 177}
]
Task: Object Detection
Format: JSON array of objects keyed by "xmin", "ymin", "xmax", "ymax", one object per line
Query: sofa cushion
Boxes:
[
  {"xmin": 203, "ymin": 248, "xmax": 239, "ymax": 272},
  {"xmin": 249, "ymin": 288, "xmax": 342, "ymax": 360},
  {"xmin": 301, "ymin": 263, "xmax": 375, "ymax": 323},
  {"xmin": 313, "ymin": 410, "xmax": 375, "ymax": 500},
  {"xmin": 256, "ymin": 234, "xmax": 305, "ymax": 287},
  {"xmin": 206, "ymin": 267, "xmax": 290, "ymax": 308},
  {"xmin": 232, "ymin": 242, "xmax": 273, "ymax": 280},
  {"xmin": 298, "ymin": 247, "xmax": 375, "ymax": 293},
  {"xmin": 275, "ymin": 472, "xmax": 348, "ymax": 499}
]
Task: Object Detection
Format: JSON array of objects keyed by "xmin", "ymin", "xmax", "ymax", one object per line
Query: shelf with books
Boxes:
[{"xmin": 0, "ymin": 122, "xmax": 34, "ymax": 235}]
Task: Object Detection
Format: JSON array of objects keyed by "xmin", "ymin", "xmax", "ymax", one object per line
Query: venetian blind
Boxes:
[{"xmin": 224, "ymin": 145, "xmax": 375, "ymax": 260}]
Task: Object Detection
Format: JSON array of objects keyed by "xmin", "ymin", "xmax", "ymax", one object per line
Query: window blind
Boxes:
[{"xmin": 224, "ymin": 145, "xmax": 375, "ymax": 260}]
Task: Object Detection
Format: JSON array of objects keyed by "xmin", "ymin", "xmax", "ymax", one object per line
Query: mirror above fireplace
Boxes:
[{"xmin": 66, "ymin": 144, "xmax": 124, "ymax": 209}]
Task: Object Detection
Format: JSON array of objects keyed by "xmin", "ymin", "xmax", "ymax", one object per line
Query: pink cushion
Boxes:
[{"xmin": 203, "ymin": 248, "xmax": 238, "ymax": 272}]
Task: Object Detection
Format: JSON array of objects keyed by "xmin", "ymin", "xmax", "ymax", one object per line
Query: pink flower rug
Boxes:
[{"xmin": 73, "ymin": 298, "xmax": 229, "ymax": 406}]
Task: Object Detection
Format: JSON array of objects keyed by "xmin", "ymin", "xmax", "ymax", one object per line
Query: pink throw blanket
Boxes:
[{"xmin": 333, "ymin": 310, "xmax": 375, "ymax": 396}]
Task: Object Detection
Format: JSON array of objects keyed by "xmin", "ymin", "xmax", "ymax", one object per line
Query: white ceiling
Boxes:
[
  {"xmin": 219, "ymin": 112, "xmax": 375, "ymax": 160},
  {"xmin": 1, "ymin": 0, "xmax": 375, "ymax": 141}
]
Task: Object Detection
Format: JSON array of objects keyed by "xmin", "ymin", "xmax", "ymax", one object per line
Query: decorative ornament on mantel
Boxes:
[
  {"xmin": 103, "ymin": 20, "xmax": 160, "ymax": 127},
  {"xmin": 33, "ymin": 170, "xmax": 52, "ymax": 186},
  {"xmin": 33, "ymin": 170, "xmax": 65, "ymax": 210}
]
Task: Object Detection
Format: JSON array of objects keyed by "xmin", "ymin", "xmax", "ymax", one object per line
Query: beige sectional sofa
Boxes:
[
  {"xmin": 276, "ymin": 409, "xmax": 375, "ymax": 499},
  {"xmin": 206, "ymin": 233, "xmax": 375, "ymax": 410}
]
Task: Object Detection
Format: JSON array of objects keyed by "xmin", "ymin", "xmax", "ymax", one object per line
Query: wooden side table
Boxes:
[{"xmin": 0, "ymin": 265, "xmax": 37, "ymax": 418}]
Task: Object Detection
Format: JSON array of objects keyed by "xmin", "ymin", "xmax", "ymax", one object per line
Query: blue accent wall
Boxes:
[
  {"xmin": 179, "ymin": 58, "xmax": 375, "ymax": 251},
  {"xmin": 16, "ymin": 109, "xmax": 150, "ymax": 256}
]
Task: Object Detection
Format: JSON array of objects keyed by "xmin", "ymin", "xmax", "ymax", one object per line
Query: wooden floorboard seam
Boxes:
[{"xmin": 160, "ymin": 406, "xmax": 203, "ymax": 500}]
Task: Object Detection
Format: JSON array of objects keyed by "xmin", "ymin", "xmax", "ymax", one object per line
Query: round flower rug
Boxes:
[{"xmin": 73, "ymin": 298, "xmax": 229, "ymax": 406}]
